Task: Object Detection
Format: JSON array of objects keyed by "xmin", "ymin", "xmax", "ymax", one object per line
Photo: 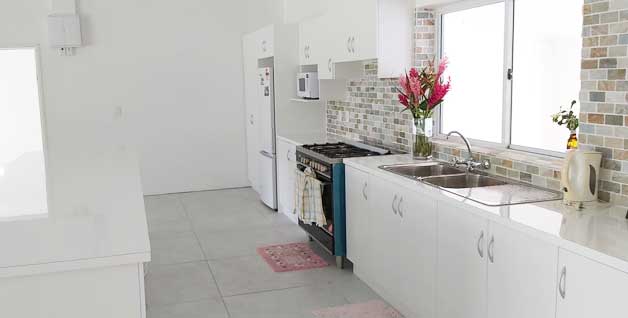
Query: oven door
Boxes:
[{"xmin": 296, "ymin": 163, "xmax": 335, "ymax": 253}]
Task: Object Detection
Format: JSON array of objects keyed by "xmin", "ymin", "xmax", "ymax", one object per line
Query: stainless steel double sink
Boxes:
[{"xmin": 379, "ymin": 163, "xmax": 562, "ymax": 206}]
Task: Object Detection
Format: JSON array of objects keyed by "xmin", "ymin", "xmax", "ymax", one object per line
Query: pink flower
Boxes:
[
  {"xmin": 409, "ymin": 77, "xmax": 422, "ymax": 99},
  {"xmin": 399, "ymin": 74, "xmax": 410, "ymax": 94},
  {"xmin": 437, "ymin": 57, "xmax": 449, "ymax": 78},
  {"xmin": 398, "ymin": 94, "xmax": 409, "ymax": 107},
  {"xmin": 409, "ymin": 68, "xmax": 419, "ymax": 79},
  {"xmin": 428, "ymin": 77, "xmax": 451, "ymax": 109}
]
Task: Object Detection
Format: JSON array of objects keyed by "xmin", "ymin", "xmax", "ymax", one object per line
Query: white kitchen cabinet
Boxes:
[
  {"xmin": 397, "ymin": 184, "xmax": 437, "ymax": 318},
  {"xmin": 298, "ymin": 0, "xmax": 411, "ymax": 78},
  {"xmin": 556, "ymin": 249, "xmax": 628, "ymax": 318},
  {"xmin": 369, "ymin": 176, "xmax": 402, "ymax": 301},
  {"xmin": 487, "ymin": 222, "xmax": 558, "ymax": 318},
  {"xmin": 437, "ymin": 200, "xmax": 488, "ymax": 318},
  {"xmin": 276, "ymin": 139, "xmax": 297, "ymax": 224},
  {"xmin": 345, "ymin": 166, "xmax": 370, "ymax": 268},
  {"xmin": 257, "ymin": 25, "xmax": 274, "ymax": 59}
]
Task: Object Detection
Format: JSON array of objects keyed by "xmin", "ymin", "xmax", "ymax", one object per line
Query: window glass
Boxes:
[
  {"xmin": 510, "ymin": 0, "xmax": 583, "ymax": 153},
  {"xmin": 441, "ymin": 2, "xmax": 505, "ymax": 143},
  {"xmin": 0, "ymin": 48, "xmax": 48, "ymax": 218}
]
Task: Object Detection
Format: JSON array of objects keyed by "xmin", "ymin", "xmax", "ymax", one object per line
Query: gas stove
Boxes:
[{"xmin": 294, "ymin": 141, "xmax": 393, "ymax": 267}]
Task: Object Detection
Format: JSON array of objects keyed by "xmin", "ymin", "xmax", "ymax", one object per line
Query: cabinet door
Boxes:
[
  {"xmin": 557, "ymin": 249, "xmax": 628, "ymax": 318},
  {"xmin": 257, "ymin": 25, "xmax": 274, "ymax": 59},
  {"xmin": 299, "ymin": 18, "xmax": 318, "ymax": 65},
  {"xmin": 487, "ymin": 222, "xmax": 558, "ymax": 318},
  {"xmin": 276, "ymin": 140, "xmax": 297, "ymax": 224},
  {"xmin": 397, "ymin": 186, "xmax": 437, "ymax": 318},
  {"xmin": 369, "ymin": 177, "xmax": 402, "ymax": 300},
  {"xmin": 346, "ymin": 0, "xmax": 377, "ymax": 61},
  {"xmin": 437, "ymin": 200, "xmax": 488, "ymax": 318},
  {"xmin": 345, "ymin": 167, "xmax": 370, "ymax": 268},
  {"xmin": 242, "ymin": 34, "xmax": 259, "ymax": 191}
]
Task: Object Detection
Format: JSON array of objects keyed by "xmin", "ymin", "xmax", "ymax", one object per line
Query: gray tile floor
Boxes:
[{"xmin": 144, "ymin": 187, "xmax": 383, "ymax": 318}]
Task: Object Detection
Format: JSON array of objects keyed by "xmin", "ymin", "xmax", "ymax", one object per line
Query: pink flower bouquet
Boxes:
[{"xmin": 398, "ymin": 58, "xmax": 451, "ymax": 119}]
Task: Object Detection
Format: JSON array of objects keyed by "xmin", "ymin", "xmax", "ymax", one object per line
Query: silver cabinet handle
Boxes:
[
  {"xmin": 347, "ymin": 37, "xmax": 351, "ymax": 53},
  {"xmin": 286, "ymin": 149, "xmax": 291, "ymax": 161},
  {"xmin": 249, "ymin": 114, "xmax": 254, "ymax": 125},
  {"xmin": 477, "ymin": 231, "xmax": 484, "ymax": 258},
  {"xmin": 262, "ymin": 40, "xmax": 267, "ymax": 52},
  {"xmin": 362, "ymin": 182, "xmax": 368, "ymax": 200},
  {"xmin": 488, "ymin": 235, "xmax": 495, "ymax": 263},
  {"xmin": 559, "ymin": 266, "xmax": 567, "ymax": 299},
  {"xmin": 392, "ymin": 195, "xmax": 398, "ymax": 215},
  {"xmin": 350, "ymin": 36, "xmax": 356, "ymax": 53},
  {"xmin": 260, "ymin": 150, "xmax": 274, "ymax": 159},
  {"xmin": 328, "ymin": 58, "xmax": 332, "ymax": 72},
  {"xmin": 397, "ymin": 196, "xmax": 404, "ymax": 218}
]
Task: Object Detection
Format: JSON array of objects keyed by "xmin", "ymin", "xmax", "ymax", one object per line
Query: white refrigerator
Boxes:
[{"xmin": 256, "ymin": 67, "xmax": 277, "ymax": 210}]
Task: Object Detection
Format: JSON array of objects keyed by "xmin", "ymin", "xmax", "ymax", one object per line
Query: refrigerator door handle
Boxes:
[{"xmin": 260, "ymin": 150, "xmax": 275, "ymax": 159}]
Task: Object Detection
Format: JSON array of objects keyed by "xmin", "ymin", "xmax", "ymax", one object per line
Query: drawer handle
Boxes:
[
  {"xmin": 477, "ymin": 231, "xmax": 484, "ymax": 258},
  {"xmin": 362, "ymin": 182, "xmax": 368, "ymax": 200},
  {"xmin": 559, "ymin": 266, "xmax": 567, "ymax": 299},
  {"xmin": 397, "ymin": 196, "xmax": 404, "ymax": 218},
  {"xmin": 287, "ymin": 149, "xmax": 291, "ymax": 161},
  {"xmin": 488, "ymin": 235, "xmax": 495, "ymax": 263},
  {"xmin": 392, "ymin": 195, "xmax": 398, "ymax": 215}
]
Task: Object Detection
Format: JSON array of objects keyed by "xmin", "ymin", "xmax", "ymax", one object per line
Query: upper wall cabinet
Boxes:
[
  {"xmin": 256, "ymin": 25, "xmax": 274, "ymax": 59},
  {"xmin": 298, "ymin": 0, "xmax": 412, "ymax": 79}
]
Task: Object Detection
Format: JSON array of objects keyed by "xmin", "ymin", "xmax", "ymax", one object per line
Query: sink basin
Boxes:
[
  {"xmin": 424, "ymin": 174, "xmax": 508, "ymax": 189},
  {"xmin": 380, "ymin": 163, "xmax": 466, "ymax": 179}
]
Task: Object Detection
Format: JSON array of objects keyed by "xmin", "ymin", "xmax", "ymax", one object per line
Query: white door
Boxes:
[
  {"xmin": 369, "ymin": 177, "xmax": 401, "ymax": 301},
  {"xmin": 556, "ymin": 249, "xmax": 628, "ymax": 318},
  {"xmin": 437, "ymin": 200, "xmax": 488, "ymax": 318},
  {"xmin": 242, "ymin": 34, "xmax": 259, "ymax": 191},
  {"xmin": 345, "ymin": 167, "xmax": 370, "ymax": 269},
  {"xmin": 397, "ymin": 186, "xmax": 437, "ymax": 318},
  {"xmin": 276, "ymin": 140, "xmax": 297, "ymax": 223},
  {"xmin": 487, "ymin": 221, "xmax": 558, "ymax": 318}
]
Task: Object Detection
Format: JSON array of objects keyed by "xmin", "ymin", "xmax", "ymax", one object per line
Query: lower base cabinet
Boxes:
[
  {"xmin": 557, "ymin": 249, "xmax": 628, "ymax": 318},
  {"xmin": 277, "ymin": 139, "xmax": 297, "ymax": 223},
  {"xmin": 436, "ymin": 200, "xmax": 488, "ymax": 318},
  {"xmin": 346, "ymin": 166, "xmax": 628, "ymax": 318}
]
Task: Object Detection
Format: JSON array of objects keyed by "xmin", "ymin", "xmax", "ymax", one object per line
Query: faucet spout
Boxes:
[{"xmin": 446, "ymin": 130, "xmax": 473, "ymax": 161}]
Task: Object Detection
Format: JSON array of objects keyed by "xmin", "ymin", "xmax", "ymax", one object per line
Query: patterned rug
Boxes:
[
  {"xmin": 312, "ymin": 300, "xmax": 402, "ymax": 318},
  {"xmin": 257, "ymin": 242, "xmax": 329, "ymax": 272}
]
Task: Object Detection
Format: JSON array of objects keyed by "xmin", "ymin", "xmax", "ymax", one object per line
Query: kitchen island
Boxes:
[{"xmin": 0, "ymin": 146, "xmax": 151, "ymax": 318}]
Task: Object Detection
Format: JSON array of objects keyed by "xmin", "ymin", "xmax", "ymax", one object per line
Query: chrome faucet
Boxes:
[{"xmin": 446, "ymin": 131, "xmax": 490, "ymax": 171}]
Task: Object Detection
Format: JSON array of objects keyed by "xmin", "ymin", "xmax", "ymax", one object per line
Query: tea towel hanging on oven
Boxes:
[{"xmin": 294, "ymin": 167, "xmax": 327, "ymax": 226}]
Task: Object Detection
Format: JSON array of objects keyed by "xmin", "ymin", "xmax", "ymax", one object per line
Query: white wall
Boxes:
[{"xmin": 0, "ymin": 0, "xmax": 279, "ymax": 196}]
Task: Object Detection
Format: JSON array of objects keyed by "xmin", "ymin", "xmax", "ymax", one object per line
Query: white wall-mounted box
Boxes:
[{"xmin": 47, "ymin": 14, "xmax": 82, "ymax": 48}]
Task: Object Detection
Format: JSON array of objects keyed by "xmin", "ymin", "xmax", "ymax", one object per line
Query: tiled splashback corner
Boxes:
[
  {"xmin": 326, "ymin": 60, "xmax": 413, "ymax": 153},
  {"xmin": 579, "ymin": 0, "xmax": 628, "ymax": 205}
]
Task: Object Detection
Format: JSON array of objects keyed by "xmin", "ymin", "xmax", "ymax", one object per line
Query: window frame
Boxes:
[
  {"xmin": 0, "ymin": 45, "xmax": 51, "ymax": 217},
  {"xmin": 434, "ymin": 0, "xmax": 567, "ymax": 158}
]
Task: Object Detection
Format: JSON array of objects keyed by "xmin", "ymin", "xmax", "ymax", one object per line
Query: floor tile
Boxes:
[
  {"xmin": 145, "ymin": 261, "xmax": 221, "ymax": 306},
  {"xmin": 223, "ymin": 285, "xmax": 349, "ymax": 318},
  {"xmin": 150, "ymin": 231, "xmax": 205, "ymax": 265},
  {"xmin": 208, "ymin": 248, "xmax": 352, "ymax": 297},
  {"xmin": 195, "ymin": 224, "xmax": 308, "ymax": 260},
  {"xmin": 147, "ymin": 299, "xmax": 229, "ymax": 318},
  {"xmin": 145, "ymin": 195, "xmax": 189, "ymax": 233}
]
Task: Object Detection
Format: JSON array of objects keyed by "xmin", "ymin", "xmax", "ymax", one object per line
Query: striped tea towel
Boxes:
[{"xmin": 294, "ymin": 168, "xmax": 327, "ymax": 226}]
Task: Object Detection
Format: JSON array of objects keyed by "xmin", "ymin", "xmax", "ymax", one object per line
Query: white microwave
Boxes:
[{"xmin": 296, "ymin": 72, "xmax": 320, "ymax": 99}]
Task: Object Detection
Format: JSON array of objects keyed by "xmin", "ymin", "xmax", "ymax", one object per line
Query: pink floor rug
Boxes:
[
  {"xmin": 312, "ymin": 300, "xmax": 403, "ymax": 318},
  {"xmin": 257, "ymin": 242, "xmax": 329, "ymax": 272}
]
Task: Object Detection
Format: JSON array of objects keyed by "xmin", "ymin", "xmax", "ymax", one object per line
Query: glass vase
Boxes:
[
  {"xmin": 412, "ymin": 117, "xmax": 433, "ymax": 160},
  {"xmin": 566, "ymin": 130, "xmax": 578, "ymax": 150}
]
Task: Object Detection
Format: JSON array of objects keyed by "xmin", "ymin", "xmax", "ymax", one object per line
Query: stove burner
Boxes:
[{"xmin": 302, "ymin": 142, "xmax": 386, "ymax": 159}]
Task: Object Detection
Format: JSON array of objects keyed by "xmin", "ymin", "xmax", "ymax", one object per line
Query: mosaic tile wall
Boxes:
[{"xmin": 579, "ymin": 0, "xmax": 628, "ymax": 204}]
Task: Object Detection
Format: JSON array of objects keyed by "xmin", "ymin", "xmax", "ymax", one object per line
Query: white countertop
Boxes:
[
  {"xmin": 345, "ymin": 154, "xmax": 628, "ymax": 272},
  {"xmin": 277, "ymin": 131, "xmax": 328, "ymax": 146},
  {"xmin": 0, "ymin": 146, "xmax": 150, "ymax": 278}
]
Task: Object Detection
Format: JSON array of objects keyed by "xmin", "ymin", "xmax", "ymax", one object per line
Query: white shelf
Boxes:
[{"xmin": 290, "ymin": 98, "xmax": 321, "ymax": 104}]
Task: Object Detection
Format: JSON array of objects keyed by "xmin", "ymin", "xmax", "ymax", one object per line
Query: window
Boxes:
[
  {"xmin": 437, "ymin": 0, "xmax": 583, "ymax": 155},
  {"xmin": 0, "ymin": 48, "xmax": 48, "ymax": 218}
]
